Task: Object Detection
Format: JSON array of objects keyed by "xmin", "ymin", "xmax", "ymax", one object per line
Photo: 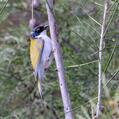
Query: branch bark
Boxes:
[
  {"xmin": 96, "ymin": 0, "xmax": 108, "ymax": 118},
  {"xmin": 46, "ymin": 0, "xmax": 73, "ymax": 119}
]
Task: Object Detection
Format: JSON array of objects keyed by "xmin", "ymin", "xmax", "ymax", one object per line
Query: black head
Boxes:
[{"xmin": 31, "ymin": 25, "xmax": 48, "ymax": 38}]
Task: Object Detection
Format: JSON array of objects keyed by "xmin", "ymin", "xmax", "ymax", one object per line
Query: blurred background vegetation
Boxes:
[{"xmin": 0, "ymin": 0, "xmax": 119, "ymax": 119}]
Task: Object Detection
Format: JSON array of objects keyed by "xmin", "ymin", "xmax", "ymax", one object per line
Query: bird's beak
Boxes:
[{"xmin": 30, "ymin": 32, "xmax": 36, "ymax": 39}]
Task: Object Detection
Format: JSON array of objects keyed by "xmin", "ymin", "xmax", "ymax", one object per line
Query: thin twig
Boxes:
[
  {"xmin": 104, "ymin": 40, "xmax": 117, "ymax": 73},
  {"xmin": 88, "ymin": 15, "xmax": 101, "ymax": 26},
  {"xmin": 104, "ymin": 69, "xmax": 119, "ymax": 87},
  {"xmin": 67, "ymin": 60, "xmax": 98, "ymax": 68},
  {"xmin": 0, "ymin": 0, "xmax": 9, "ymax": 15},
  {"xmin": 104, "ymin": 1, "xmax": 118, "ymax": 36},
  {"xmin": 90, "ymin": 45, "xmax": 119, "ymax": 57},
  {"xmin": 96, "ymin": 0, "xmax": 108, "ymax": 118},
  {"xmin": 71, "ymin": 29, "xmax": 99, "ymax": 50},
  {"xmin": 75, "ymin": 15, "xmax": 100, "ymax": 35},
  {"xmin": 31, "ymin": 0, "xmax": 34, "ymax": 19},
  {"xmin": 94, "ymin": 2, "xmax": 104, "ymax": 7}
]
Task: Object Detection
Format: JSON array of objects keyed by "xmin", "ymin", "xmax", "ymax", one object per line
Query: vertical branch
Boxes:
[
  {"xmin": 46, "ymin": 0, "xmax": 73, "ymax": 119},
  {"xmin": 96, "ymin": 0, "xmax": 108, "ymax": 118}
]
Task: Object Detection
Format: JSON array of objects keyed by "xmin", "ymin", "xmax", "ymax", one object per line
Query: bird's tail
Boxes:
[
  {"xmin": 35, "ymin": 64, "xmax": 44, "ymax": 98},
  {"xmin": 37, "ymin": 78, "xmax": 42, "ymax": 98}
]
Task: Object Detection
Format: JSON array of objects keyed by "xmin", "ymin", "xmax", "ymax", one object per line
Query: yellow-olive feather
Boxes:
[
  {"xmin": 30, "ymin": 37, "xmax": 43, "ymax": 96},
  {"xmin": 30, "ymin": 38, "xmax": 42, "ymax": 69}
]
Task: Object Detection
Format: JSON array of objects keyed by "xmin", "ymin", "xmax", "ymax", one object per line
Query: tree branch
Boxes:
[
  {"xmin": 96, "ymin": 0, "xmax": 108, "ymax": 118},
  {"xmin": 46, "ymin": 0, "xmax": 73, "ymax": 119}
]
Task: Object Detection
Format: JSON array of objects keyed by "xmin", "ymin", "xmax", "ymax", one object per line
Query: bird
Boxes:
[{"xmin": 30, "ymin": 25, "xmax": 53, "ymax": 97}]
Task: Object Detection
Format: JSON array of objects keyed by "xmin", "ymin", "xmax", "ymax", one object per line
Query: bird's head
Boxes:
[{"xmin": 31, "ymin": 25, "xmax": 48, "ymax": 39}]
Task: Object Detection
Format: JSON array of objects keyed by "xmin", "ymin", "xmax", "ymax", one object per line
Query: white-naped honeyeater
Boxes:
[{"xmin": 30, "ymin": 25, "xmax": 53, "ymax": 97}]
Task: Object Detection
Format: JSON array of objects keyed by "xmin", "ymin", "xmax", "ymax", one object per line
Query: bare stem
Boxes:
[
  {"xmin": 96, "ymin": 0, "xmax": 108, "ymax": 118},
  {"xmin": 46, "ymin": 0, "xmax": 73, "ymax": 119}
]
